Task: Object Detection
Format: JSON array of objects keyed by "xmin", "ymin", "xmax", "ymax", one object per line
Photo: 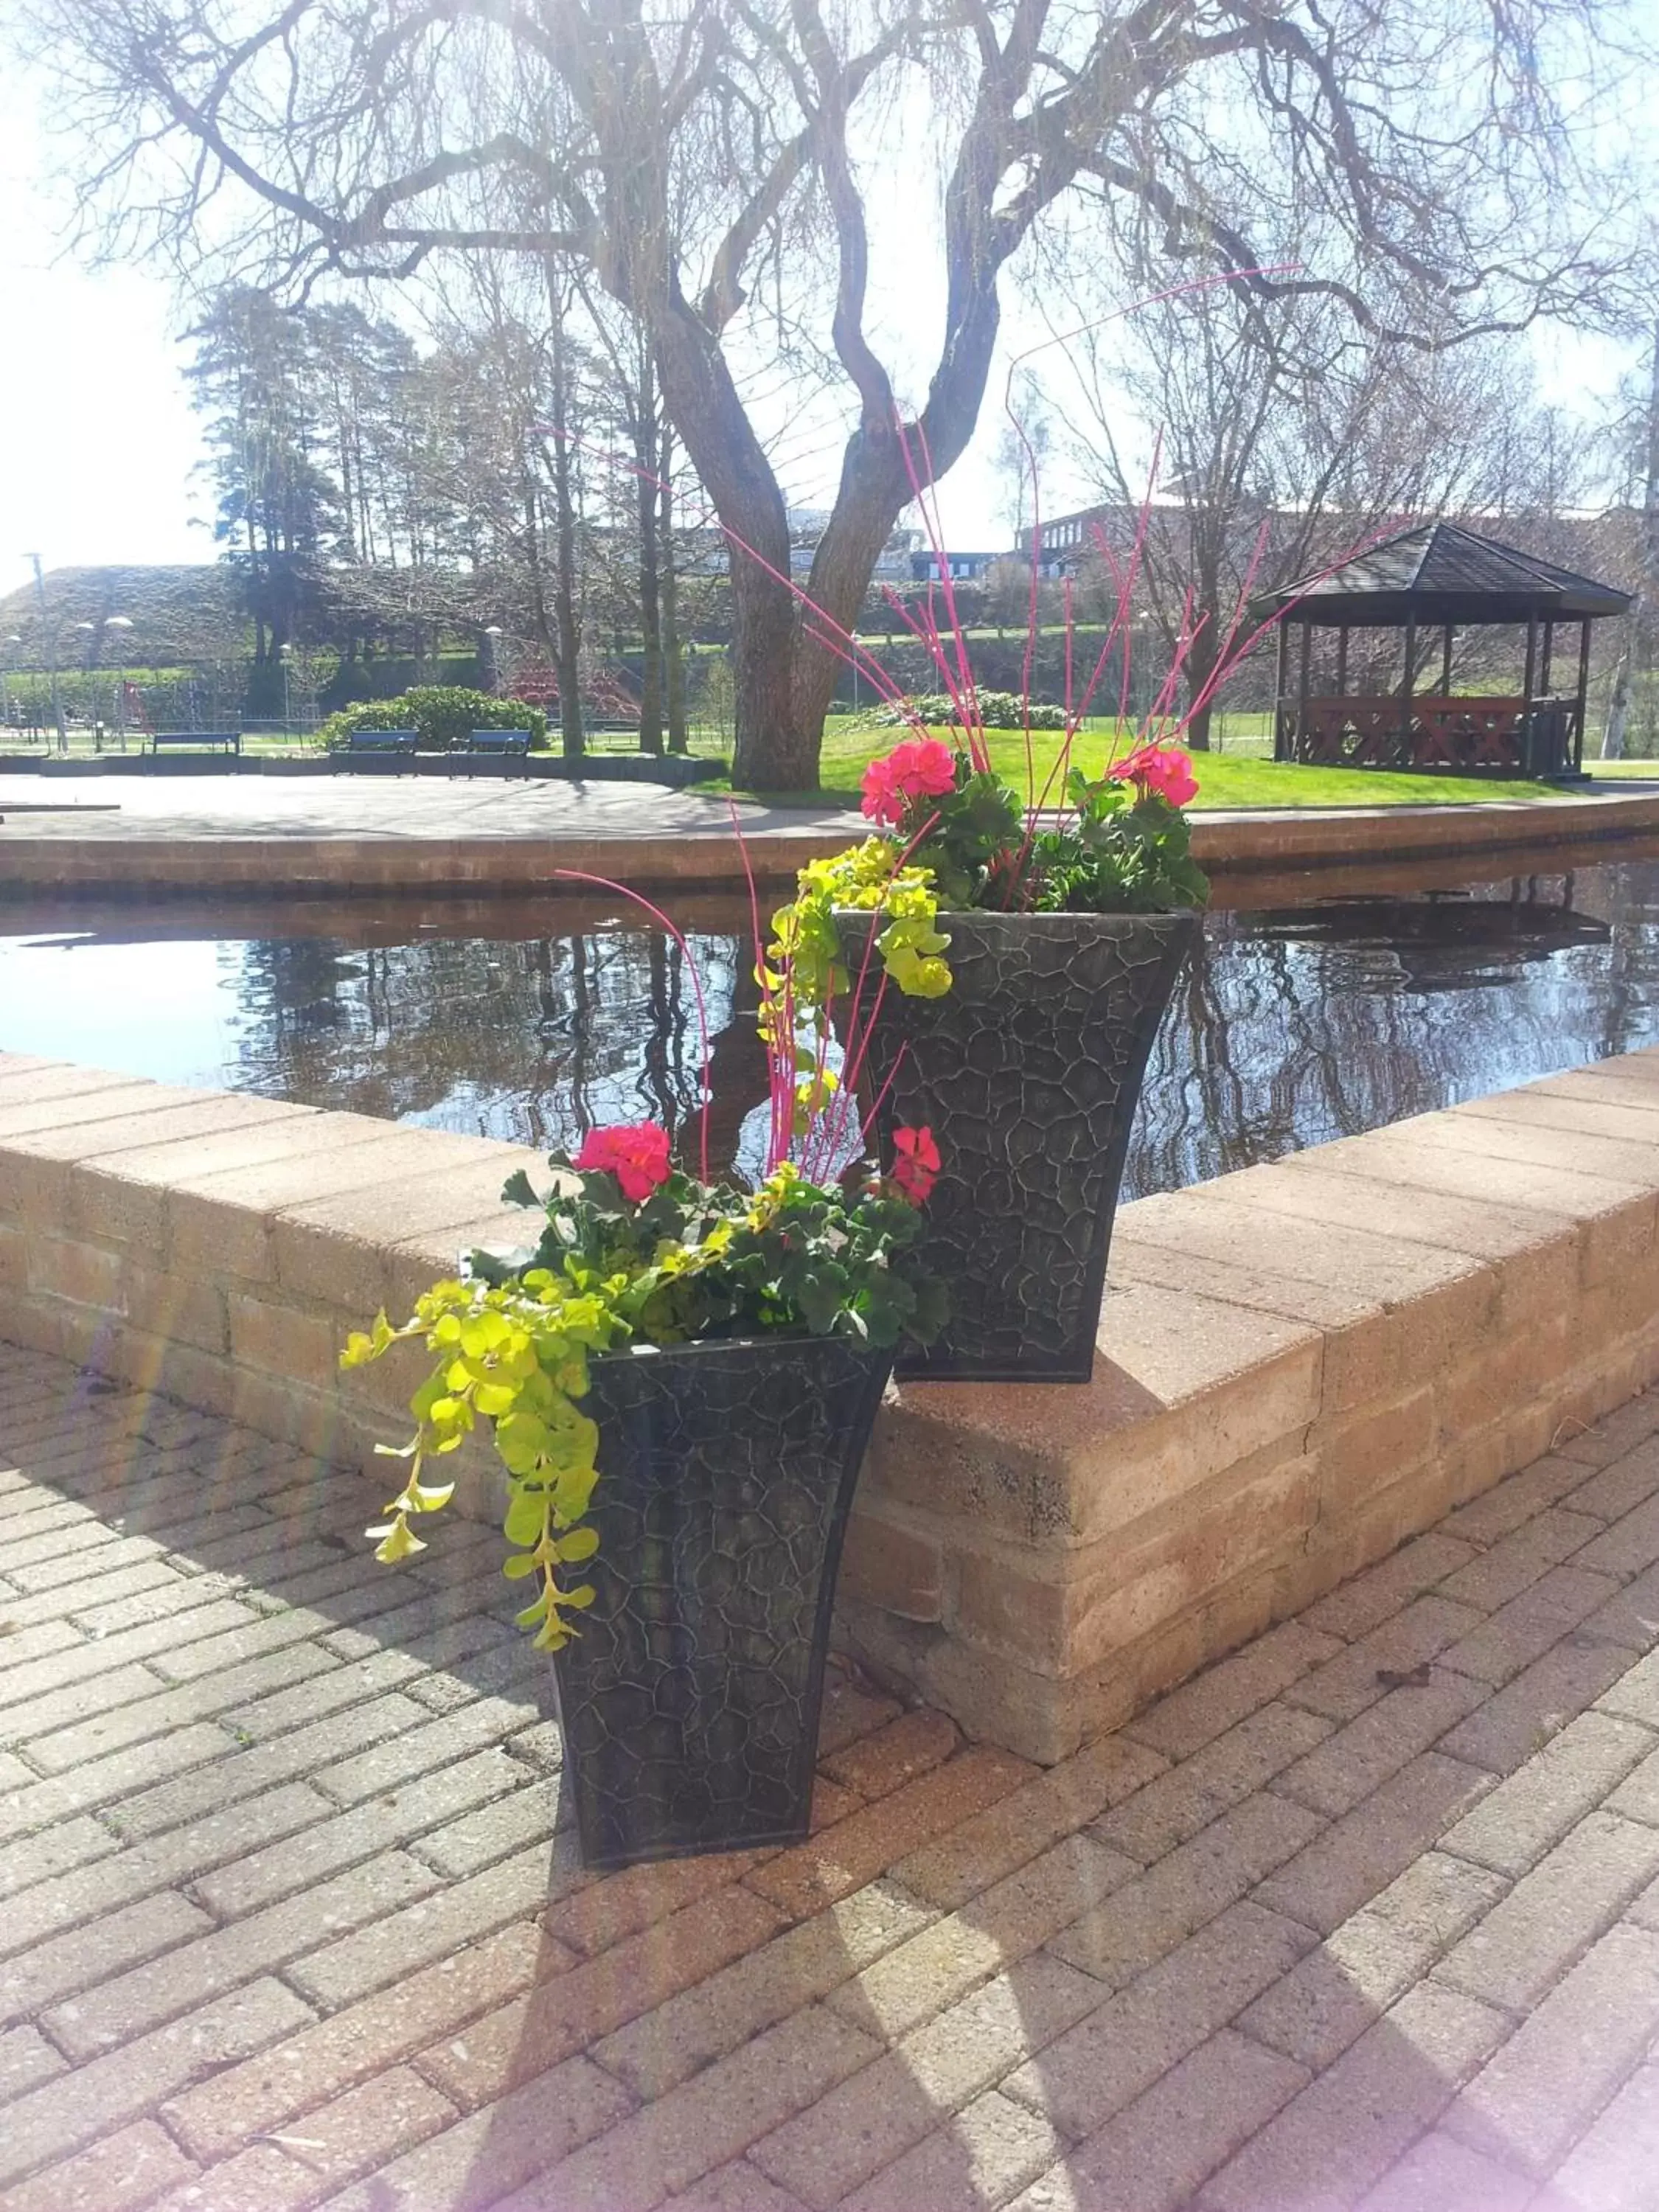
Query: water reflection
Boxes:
[
  {"xmin": 226, "ymin": 925, "xmax": 766, "ymax": 1177},
  {"xmin": 1127, "ymin": 868, "xmax": 1650, "ymax": 1199},
  {"xmin": 9, "ymin": 862, "xmax": 1659, "ymax": 1203}
]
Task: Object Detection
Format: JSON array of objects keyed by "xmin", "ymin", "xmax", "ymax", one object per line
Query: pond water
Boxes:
[{"xmin": 7, "ymin": 860, "xmax": 1659, "ymax": 1203}]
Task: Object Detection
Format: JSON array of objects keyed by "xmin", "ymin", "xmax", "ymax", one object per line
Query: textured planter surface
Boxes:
[
  {"xmin": 552, "ymin": 1334, "xmax": 892, "ymax": 1869},
  {"xmin": 849, "ymin": 907, "xmax": 1200, "ymax": 1381}
]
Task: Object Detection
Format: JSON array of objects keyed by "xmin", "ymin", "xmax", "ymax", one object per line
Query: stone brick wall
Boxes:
[
  {"xmin": 0, "ymin": 1058, "xmax": 533, "ymax": 1510},
  {"xmin": 837, "ymin": 1054, "xmax": 1659, "ymax": 1759},
  {"xmin": 5, "ymin": 1046, "xmax": 1659, "ymax": 1764}
]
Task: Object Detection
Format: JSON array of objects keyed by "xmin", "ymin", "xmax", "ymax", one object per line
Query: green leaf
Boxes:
[
  {"xmin": 557, "ymin": 1525, "xmax": 600, "ymax": 1562},
  {"xmin": 369, "ymin": 1516, "xmax": 425, "ymax": 1565},
  {"xmin": 500, "ymin": 1169, "xmax": 539, "ymax": 1209},
  {"xmin": 504, "ymin": 1487, "xmax": 546, "ymax": 1548},
  {"xmin": 502, "ymin": 1553, "xmax": 538, "ymax": 1579}
]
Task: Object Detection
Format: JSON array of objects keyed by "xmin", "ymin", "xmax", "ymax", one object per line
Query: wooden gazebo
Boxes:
[{"xmin": 1251, "ymin": 523, "xmax": 1632, "ymax": 780}]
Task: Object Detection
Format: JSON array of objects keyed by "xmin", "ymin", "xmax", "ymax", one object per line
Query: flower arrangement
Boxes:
[
  {"xmin": 342, "ymin": 874, "xmax": 946, "ymax": 1651},
  {"xmin": 768, "ymin": 718, "xmax": 1211, "ymax": 1030},
  {"xmin": 757, "ymin": 427, "xmax": 1277, "ymax": 1032}
]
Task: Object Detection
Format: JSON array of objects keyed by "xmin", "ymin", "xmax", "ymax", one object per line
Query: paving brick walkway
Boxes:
[
  {"xmin": 10, "ymin": 1349, "xmax": 1659, "ymax": 2211},
  {"xmin": 0, "ymin": 773, "xmax": 858, "ymax": 846}
]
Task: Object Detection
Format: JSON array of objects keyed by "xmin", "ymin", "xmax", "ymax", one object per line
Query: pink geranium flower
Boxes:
[
  {"xmin": 574, "ymin": 1122, "xmax": 673, "ymax": 1202},
  {"xmin": 1110, "ymin": 744, "xmax": 1199, "ymax": 809},
  {"xmin": 890, "ymin": 1124, "xmax": 941, "ymax": 1205},
  {"xmin": 860, "ymin": 737, "xmax": 959, "ymax": 828}
]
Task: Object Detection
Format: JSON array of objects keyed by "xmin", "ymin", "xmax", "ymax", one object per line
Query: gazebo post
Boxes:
[
  {"xmin": 1523, "ymin": 612, "xmax": 1539, "ymax": 774},
  {"xmin": 1399, "ymin": 612, "xmax": 1417, "ymax": 769},
  {"xmin": 1541, "ymin": 619, "xmax": 1555, "ymax": 697},
  {"xmin": 1440, "ymin": 625, "xmax": 1454, "ymax": 695},
  {"xmin": 1335, "ymin": 625, "xmax": 1349, "ymax": 697},
  {"xmin": 1297, "ymin": 619, "xmax": 1312, "ymax": 759},
  {"xmin": 1574, "ymin": 619, "xmax": 1593, "ymax": 772},
  {"xmin": 1275, "ymin": 619, "xmax": 1291, "ymax": 759}
]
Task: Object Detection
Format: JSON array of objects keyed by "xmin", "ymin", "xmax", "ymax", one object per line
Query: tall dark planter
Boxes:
[
  {"xmin": 552, "ymin": 1335, "xmax": 891, "ymax": 1870},
  {"xmin": 848, "ymin": 908, "xmax": 1200, "ymax": 1382}
]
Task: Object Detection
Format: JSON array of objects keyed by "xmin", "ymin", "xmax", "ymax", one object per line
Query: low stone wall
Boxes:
[
  {"xmin": 7, "ymin": 787, "xmax": 1659, "ymax": 900},
  {"xmin": 839, "ymin": 1053, "xmax": 1659, "ymax": 1756},
  {"xmin": 5, "ymin": 1046, "xmax": 1659, "ymax": 1764}
]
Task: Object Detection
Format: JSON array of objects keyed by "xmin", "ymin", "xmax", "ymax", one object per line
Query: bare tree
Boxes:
[
  {"xmin": 23, "ymin": 0, "xmax": 1643, "ymax": 785},
  {"xmin": 412, "ymin": 264, "xmax": 595, "ymax": 737},
  {"xmin": 538, "ymin": 258, "xmax": 588, "ymax": 757},
  {"xmin": 580, "ymin": 289, "xmax": 670, "ymax": 754},
  {"xmin": 1601, "ymin": 311, "xmax": 1659, "ymax": 756},
  {"xmin": 1051, "ymin": 273, "xmax": 1591, "ymax": 743}
]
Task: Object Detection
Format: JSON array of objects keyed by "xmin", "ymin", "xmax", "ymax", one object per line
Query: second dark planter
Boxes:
[
  {"xmin": 846, "ymin": 906, "xmax": 1200, "ymax": 1382},
  {"xmin": 551, "ymin": 1334, "xmax": 891, "ymax": 1870}
]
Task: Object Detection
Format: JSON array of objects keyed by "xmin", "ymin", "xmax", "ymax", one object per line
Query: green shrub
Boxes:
[{"xmin": 318, "ymin": 687, "xmax": 549, "ymax": 752}]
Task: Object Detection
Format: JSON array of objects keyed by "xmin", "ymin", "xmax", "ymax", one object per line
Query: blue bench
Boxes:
[
  {"xmin": 465, "ymin": 728, "xmax": 533, "ymax": 757},
  {"xmin": 150, "ymin": 730, "xmax": 241, "ymax": 757},
  {"xmin": 345, "ymin": 728, "xmax": 419, "ymax": 770}
]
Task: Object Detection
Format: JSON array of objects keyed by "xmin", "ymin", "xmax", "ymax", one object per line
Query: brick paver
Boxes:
[{"xmin": 14, "ymin": 1349, "xmax": 1659, "ymax": 2207}]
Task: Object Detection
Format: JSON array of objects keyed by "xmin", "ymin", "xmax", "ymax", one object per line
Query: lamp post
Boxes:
[
  {"xmin": 279, "ymin": 643, "xmax": 293, "ymax": 737},
  {"xmin": 1, "ymin": 634, "xmax": 21, "ymax": 740},
  {"xmin": 483, "ymin": 625, "xmax": 504, "ymax": 697},
  {"xmin": 105, "ymin": 616, "xmax": 134, "ymax": 751},
  {"xmin": 27, "ymin": 555, "xmax": 67, "ymax": 753}
]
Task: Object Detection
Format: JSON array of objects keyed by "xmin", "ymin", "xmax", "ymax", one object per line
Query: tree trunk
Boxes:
[
  {"xmin": 661, "ymin": 440, "xmax": 688, "ymax": 754},
  {"xmin": 781, "ymin": 423, "xmax": 917, "ymax": 768},
  {"xmin": 636, "ymin": 394, "xmax": 664, "ymax": 757},
  {"xmin": 1603, "ymin": 647, "xmax": 1630, "ymax": 759},
  {"xmin": 729, "ymin": 564, "xmax": 806, "ymax": 789},
  {"xmin": 523, "ymin": 479, "xmax": 552, "ymax": 655},
  {"xmin": 543, "ymin": 257, "xmax": 585, "ymax": 760},
  {"xmin": 641, "ymin": 290, "xmax": 804, "ymax": 787},
  {"xmin": 552, "ymin": 465, "xmax": 583, "ymax": 758},
  {"xmin": 641, "ymin": 246, "xmax": 996, "ymax": 786},
  {"xmin": 1180, "ymin": 617, "xmax": 1220, "ymax": 751}
]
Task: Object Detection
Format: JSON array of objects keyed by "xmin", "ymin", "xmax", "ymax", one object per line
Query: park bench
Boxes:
[
  {"xmin": 464, "ymin": 728, "xmax": 533, "ymax": 757},
  {"xmin": 149, "ymin": 730, "xmax": 241, "ymax": 757},
  {"xmin": 344, "ymin": 728, "xmax": 420, "ymax": 770},
  {"xmin": 449, "ymin": 728, "xmax": 534, "ymax": 774}
]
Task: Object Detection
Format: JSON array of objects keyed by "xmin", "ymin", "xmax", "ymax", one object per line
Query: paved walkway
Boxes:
[
  {"xmin": 0, "ymin": 773, "xmax": 860, "ymax": 844},
  {"xmin": 8, "ymin": 1349, "xmax": 1659, "ymax": 2211}
]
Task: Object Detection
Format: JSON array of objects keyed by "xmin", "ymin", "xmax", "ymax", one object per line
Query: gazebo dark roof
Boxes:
[{"xmin": 1252, "ymin": 521, "xmax": 1632, "ymax": 628}]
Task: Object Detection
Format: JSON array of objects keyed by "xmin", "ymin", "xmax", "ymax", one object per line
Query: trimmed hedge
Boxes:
[{"xmin": 318, "ymin": 686, "xmax": 549, "ymax": 752}]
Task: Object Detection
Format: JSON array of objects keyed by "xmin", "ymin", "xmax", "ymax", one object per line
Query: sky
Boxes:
[
  {"xmin": 0, "ymin": 42, "xmax": 1637, "ymax": 613},
  {"xmin": 0, "ymin": 46, "xmax": 1022, "ymax": 601},
  {"xmin": 0, "ymin": 70, "xmax": 213, "ymax": 592}
]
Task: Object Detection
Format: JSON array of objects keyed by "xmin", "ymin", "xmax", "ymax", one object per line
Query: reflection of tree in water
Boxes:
[
  {"xmin": 229, "ymin": 928, "xmax": 761, "ymax": 1169},
  {"xmin": 1126, "ymin": 865, "xmax": 1659, "ymax": 1200},
  {"xmin": 221, "ymin": 860, "xmax": 1659, "ymax": 1203}
]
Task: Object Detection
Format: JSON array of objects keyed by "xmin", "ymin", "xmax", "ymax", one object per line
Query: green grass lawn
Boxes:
[{"xmin": 716, "ymin": 717, "xmax": 1562, "ymax": 810}]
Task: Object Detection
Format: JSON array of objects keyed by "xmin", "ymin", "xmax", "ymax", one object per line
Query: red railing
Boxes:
[{"xmin": 1276, "ymin": 695, "xmax": 1579, "ymax": 776}]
